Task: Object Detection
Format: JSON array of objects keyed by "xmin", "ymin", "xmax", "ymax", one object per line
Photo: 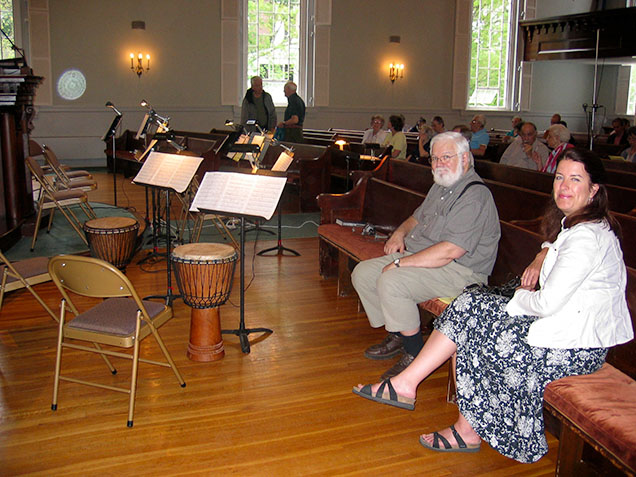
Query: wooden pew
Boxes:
[
  {"xmin": 543, "ymin": 266, "xmax": 636, "ymax": 476},
  {"xmin": 353, "ymin": 158, "xmax": 551, "ymax": 223},
  {"xmin": 474, "ymin": 159, "xmax": 636, "ymax": 215}
]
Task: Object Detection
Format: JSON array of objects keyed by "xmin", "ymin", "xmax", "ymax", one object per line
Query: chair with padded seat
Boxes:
[
  {"xmin": 41, "ymin": 146, "xmax": 97, "ymax": 192},
  {"xmin": 0, "ymin": 250, "xmax": 58, "ymax": 321},
  {"xmin": 26, "ymin": 156, "xmax": 96, "ymax": 250},
  {"xmin": 29, "ymin": 139, "xmax": 93, "ymax": 180},
  {"xmin": 48, "ymin": 254, "xmax": 186, "ymax": 427}
]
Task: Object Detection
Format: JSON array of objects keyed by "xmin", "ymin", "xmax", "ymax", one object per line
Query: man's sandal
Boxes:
[
  {"xmin": 352, "ymin": 379, "xmax": 415, "ymax": 410},
  {"xmin": 419, "ymin": 425, "xmax": 481, "ymax": 453}
]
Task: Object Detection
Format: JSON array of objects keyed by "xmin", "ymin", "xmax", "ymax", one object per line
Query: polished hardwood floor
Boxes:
[{"xmin": 0, "ymin": 172, "xmax": 559, "ymax": 475}]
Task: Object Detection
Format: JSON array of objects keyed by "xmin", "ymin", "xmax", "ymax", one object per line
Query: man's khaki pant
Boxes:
[{"xmin": 351, "ymin": 252, "xmax": 486, "ymax": 332}]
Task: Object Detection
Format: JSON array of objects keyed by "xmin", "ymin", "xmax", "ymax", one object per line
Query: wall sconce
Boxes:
[
  {"xmin": 389, "ymin": 63, "xmax": 404, "ymax": 83},
  {"xmin": 130, "ymin": 53, "xmax": 150, "ymax": 77}
]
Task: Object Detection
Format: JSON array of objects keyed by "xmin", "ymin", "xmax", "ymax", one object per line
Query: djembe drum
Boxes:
[
  {"xmin": 171, "ymin": 243, "xmax": 238, "ymax": 362},
  {"xmin": 83, "ymin": 217, "xmax": 140, "ymax": 270}
]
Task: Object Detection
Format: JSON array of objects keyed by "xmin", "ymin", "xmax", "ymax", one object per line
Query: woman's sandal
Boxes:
[
  {"xmin": 352, "ymin": 379, "xmax": 415, "ymax": 410},
  {"xmin": 419, "ymin": 425, "xmax": 481, "ymax": 453}
]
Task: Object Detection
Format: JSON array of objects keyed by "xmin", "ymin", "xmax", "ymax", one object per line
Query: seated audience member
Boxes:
[
  {"xmin": 506, "ymin": 116, "xmax": 523, "ymax": 138},
  {"xmin": 608, "ymin": 117, "xmax": 629, "ymax": 146},
  {"xmin": 408, "ymin": 125, "xmax": 434, "ymax": 164},
  {"xmin": 544, "ymin": 114, "xmax": 563, "ymax": 140},
  {"xmin": 409, "ymin": 117, "xmax": 427, "ymax": 133},
  {"xmin": 382, "ymin": 115, "xmax": 408, "ymax": 160},
  {"xmin": 469, "ymin": 114, "xmax": 489, "ymax": 157},
  {"xmin": 354, "ymin": 147, "xmax": 632, "ymax": 463},
  {"xmin": 542, "ymin": 124, "xmax": 574, "ymax": 173},
  {"xmin": 352, "ymin": 132, "xmax": 500, "ymax": 379},
  {"xmin": 452, "ymin": 125, "xmax": 472, "ymax": 143},
  {"xmin": 362, "ymin": 115, "xmax": 388, "ymax": 145},
  {"xmin": 431, "ymin": 116, "xmax": 445, "ymax": 135},
  {"xmin": 621, "ymin": 126, "xmax": 636, "ymax": 163},
  {"xmin": 500, "ymin": 122, "xmax": 550, "ymax": 171}
]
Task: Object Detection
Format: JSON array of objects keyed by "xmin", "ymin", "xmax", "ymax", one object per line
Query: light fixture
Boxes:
[
  {"xmin": 334, "ymin": 139, "xmax": 348, "ymax": 150},
  {"xmin": 389, "ymin": 63, "xmax": 404, "ymax": 83},
  {"xmin": 130, "ymin": 52, "xmax": 150, "ymax": 77}
]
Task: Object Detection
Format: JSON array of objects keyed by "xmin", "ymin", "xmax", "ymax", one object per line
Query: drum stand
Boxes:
[
  {"xmin": 257, "ymin": 204, "xmax": 300, "ymax": 256},
  {"xmin": 221, "ymin": 215, "xmax": 273, "ymax": 353},
  {"xmin": 143, "ymin": 187, "xmax": 181, "ymax": 306}
]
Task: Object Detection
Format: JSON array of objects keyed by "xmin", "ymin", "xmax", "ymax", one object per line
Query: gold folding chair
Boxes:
[
  {"xmin": 29, "ymin": 139, "xmax": 93, "ymax": 180},
  {"xmin": 48, "ymin": 254, "xmax": 186, "ymax": 427},
  {"xmin": 0, "ymin": 250, "xmax": 58, "ymax": 321},
  {"xmin": 26, "ymin": 156, "xmax": 96, "ymax": 251},
  {"xmin": 41, "ymin": 146, "xmax": 97, "ymax": 192}
]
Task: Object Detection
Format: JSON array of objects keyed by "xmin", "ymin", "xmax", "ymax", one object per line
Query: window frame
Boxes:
[
  {"xmin": 466, "ymin": 0, "xmax": 523, "ymax": 112},
  {"xmin": 241, "ymin": 0, "xmax": 314, "ymax": 107}
]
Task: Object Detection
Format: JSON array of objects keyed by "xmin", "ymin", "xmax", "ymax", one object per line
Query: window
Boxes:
[
  {"xmin": 628, "ymin": 66, "xmax": 636, "ymax": 116},
  {"xmin": 0, "ymin": 0, "xmax": 14, "ymax": 60},
  {"xmin": 245, "ymin": 0, "xmax": 303, "ymax": 106},
  {"xmin": 468, "ymin": 0, "xmax": 520, "ymax": 110}
]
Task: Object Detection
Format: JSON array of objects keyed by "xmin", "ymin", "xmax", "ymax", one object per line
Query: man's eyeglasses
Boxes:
[{"xmin": 429, "ymin": 153, "xmax": 458, "ymax": 165}]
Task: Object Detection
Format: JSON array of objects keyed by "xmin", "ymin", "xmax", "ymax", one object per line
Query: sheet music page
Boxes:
[
  {"xmin": 133, "ymin": 151, "xmax": 203, "ymax": 193},
  {"xmin": 191, "ymin": 171, "xmax": 286, "ymax": 220},
  {"xmin": 271, "ymin": 152, "xmax": 294, "ymax": 172},
  {"xmin": 245, "ymin": 134, "xmax": 266, "ymax": 162}
]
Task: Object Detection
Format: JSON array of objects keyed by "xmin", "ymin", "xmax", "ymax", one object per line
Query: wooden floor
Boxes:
[{"xmin": 0, "ymin": 172, "xmax": 559, "ymax": 476}]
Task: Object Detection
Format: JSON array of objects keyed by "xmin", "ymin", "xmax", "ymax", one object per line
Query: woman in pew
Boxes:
[
  {"xmin": 620, "ymin": 126, "xmax": 636, "ymax": 163},
  {"xmin": 353, "ymin": 148, "xmax": 633, "ymax": 463},
  {"xmin": 381, "ymin": 115, "xmax": 407, "ymax": 160},
  {"xmin": 361, "ymin": 115, "xmax": 388, "ymax": 145},
  {"xmin": 541, "ymin": 123, "xmax": 574, "ymax": 173}
]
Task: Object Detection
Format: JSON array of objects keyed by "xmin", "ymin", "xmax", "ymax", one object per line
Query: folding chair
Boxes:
[
  {"xmin": 26, "ymin": 156, "xmax": 96, "ymax": 251},
  {"xmin": 0, "ymin": 250, "xmax": 58, "ymax": 321},
  {"xmin": 29, "ymin": 139, "xmax": 93, "ymax": 179},
  {"xmin": 48, "ymin": 254, "xmax": 186, "ymax": 427},
  {"xmin": 41, "ymin": 146, "xmax": 97, "ymax": 192}
]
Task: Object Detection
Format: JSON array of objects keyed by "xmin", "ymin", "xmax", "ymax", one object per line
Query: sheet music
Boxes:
[
  {"xmin": 271, "ymin": 151, "xmax": 294, "ymax": 172},
  {"xmin": 133, "ymin": 151, "xmax": 203, "ymax": 193},
  {"xmin": 191, "ymin": 171, "xmax": 286, "ymax": 220}
]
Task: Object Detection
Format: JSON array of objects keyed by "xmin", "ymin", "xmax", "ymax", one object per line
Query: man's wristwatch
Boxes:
[{"xmin": 393, "ymin": 258, "xmax": 401, "ymax": 268}]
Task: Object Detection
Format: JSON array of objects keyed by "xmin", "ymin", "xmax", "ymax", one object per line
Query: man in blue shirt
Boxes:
[{"xmin": 469, "ymin": 114, "xmax": 489, "ymax": 157}]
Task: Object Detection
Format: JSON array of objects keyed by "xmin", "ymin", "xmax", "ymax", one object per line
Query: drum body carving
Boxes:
[
  {"xmin": 171, "ymin": 243, "xmax": 238, "ymax": 362},
  {"xmin": 83, "ymin": 217, "xmax": 140, "ymax": 270}
]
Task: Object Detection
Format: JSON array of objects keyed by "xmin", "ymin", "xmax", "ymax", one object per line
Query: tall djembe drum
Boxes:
[{"xmin": 171, "ymin": 243, "xmax": 238, "ymax": 361}]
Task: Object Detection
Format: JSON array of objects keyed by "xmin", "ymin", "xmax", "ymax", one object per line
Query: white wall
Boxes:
[{"xmin": 31, "ymin": 0, "xmax": 615, "ymax": 163}]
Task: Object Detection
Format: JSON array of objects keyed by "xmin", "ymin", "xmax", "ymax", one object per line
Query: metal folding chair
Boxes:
[{"xmin": 48, "ymin": 254, "xmax": 186, "ymax": 427}]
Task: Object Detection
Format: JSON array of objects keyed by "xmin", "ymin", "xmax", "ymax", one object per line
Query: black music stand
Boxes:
[
  {"xmin": 191, "ymin": 170, "xmax": 287, "ymax": 353},
  {"xmin": 102, "ymin": 114, "xmax": 123, "ymax": 206},
  {"xmin": 257, "ymin": 150, "xmax": 300, "ymax": 256},
  {"xmin": 133, "ymin": 151, "xmax": 204, "ymax": 305}
]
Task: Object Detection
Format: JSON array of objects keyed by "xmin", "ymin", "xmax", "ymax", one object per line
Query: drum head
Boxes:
[
  {"xmin": 84, "ymin": 216, "xmax": 138, "ymax": 231},
  {"xmin": 172, "ymin": 243, "xmax": 237, "ymax": 261}
]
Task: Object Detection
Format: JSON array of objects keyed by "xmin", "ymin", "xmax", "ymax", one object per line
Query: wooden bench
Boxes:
[
  {"xmin": 474, "ymin": 159, "xmax": 636, "ymax": 215},
  {"xmin": 543, "ymin": 266, "xmax": 636, "ymax": 476},
  {"xmin": 318, "ymin": 176, "xmax": 425, "ymax": 295}
]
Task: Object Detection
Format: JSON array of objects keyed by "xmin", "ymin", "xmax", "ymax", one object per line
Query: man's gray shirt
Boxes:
[{"xmin": 404, "ymin": 168, "xmax": 501, "ymax": 276}]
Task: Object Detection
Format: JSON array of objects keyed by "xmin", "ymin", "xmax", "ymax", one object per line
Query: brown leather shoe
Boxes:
[
  {"xmin": 381, "ymin": 352, "xmax": 415, "ymax": 380},
  {"xmin": 364, "ymin": 333, "xmax": 404, "ymax": 360}
]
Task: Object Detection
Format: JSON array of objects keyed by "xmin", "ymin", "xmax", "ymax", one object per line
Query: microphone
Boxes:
[{"xmin": 105, "ymin": 101, "xmax": 122, "ymax": 116}]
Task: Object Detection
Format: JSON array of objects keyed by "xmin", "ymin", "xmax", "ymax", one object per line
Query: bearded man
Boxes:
[{"xmin": 351, "ymin": 131, "xmax": 501, "ymax": 378}]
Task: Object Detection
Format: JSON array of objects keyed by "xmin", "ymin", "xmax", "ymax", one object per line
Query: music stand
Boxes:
[
  {"xmin": 102, "ymin": 114, "xmax": 123, "ymax": 206},
  {"xmin": 133, "ymin": 151, "xmax": 204, "ymax": 305},
  {"xmin": 257, "ymin": 151, "xmax": 300, "ymax": 256},
  {"xmin": 191, "ymin": 170, "xmax": 286, "ymax": 353}
]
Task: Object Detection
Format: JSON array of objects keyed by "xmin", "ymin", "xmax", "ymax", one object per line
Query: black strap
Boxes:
[{"xmin": 448, "ymin": 180, "xmax": 488, "ymax": 213}]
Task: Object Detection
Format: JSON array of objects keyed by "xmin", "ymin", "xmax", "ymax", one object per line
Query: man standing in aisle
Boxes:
[{"xmin": 277, "ymin": 81, "xmax": 306, "ymax": 143}]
